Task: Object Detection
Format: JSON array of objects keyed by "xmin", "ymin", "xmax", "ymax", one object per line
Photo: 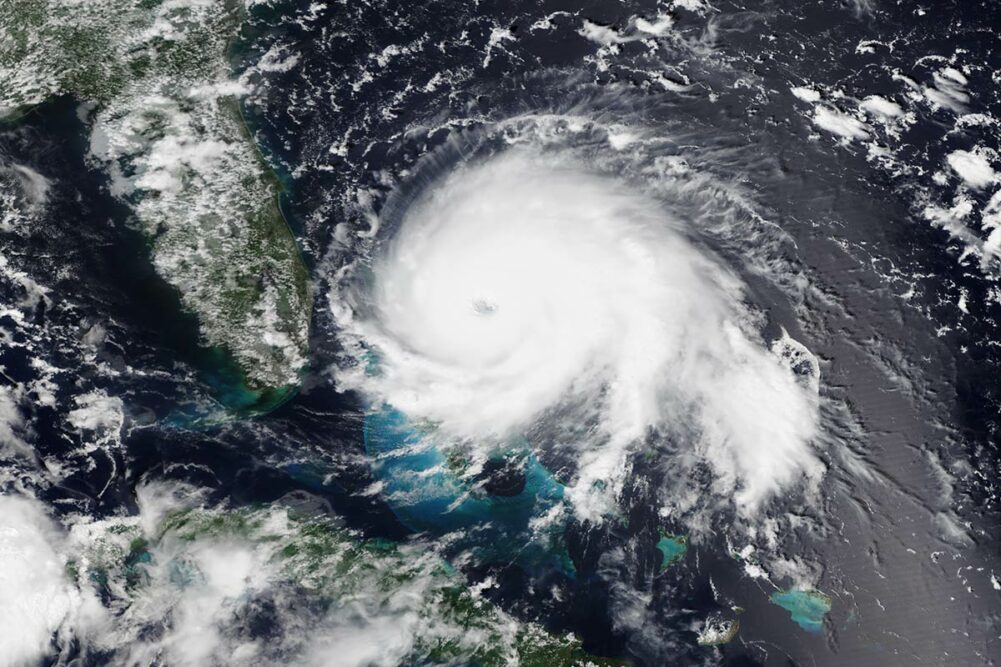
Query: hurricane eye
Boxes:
[{"xmin": 471, "ymin": 298, "xmax": 498, "ymax": 315}]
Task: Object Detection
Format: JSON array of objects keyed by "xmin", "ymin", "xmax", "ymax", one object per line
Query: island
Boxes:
[
  {"xmin": 770, "ymin": 588, "xmax": 832, "ymax": 633},
  {"xmin": 656, "ymin": 532, "xmax": 688, "ymax": 571}
]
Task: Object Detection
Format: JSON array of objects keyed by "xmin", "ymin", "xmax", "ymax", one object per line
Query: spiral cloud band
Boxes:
[{"xmin": 335, "ymin": 147, "xmax": 822, "ymax": 519}]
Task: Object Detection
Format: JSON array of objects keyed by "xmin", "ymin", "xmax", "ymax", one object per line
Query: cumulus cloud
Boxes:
[
  {"xmin": 813, "ymin": 107, "xmax": 870, "ymax": 141},
  {"xmin": 790, "ymin": 86, "xmax": 821, "ymax": 103},
  {"xmin": 946, "ymin": 149, "xmax": 998, "ymax": 189},
  {"xmin": 578, "ymin": 15, "xmax": 674, "ymax": 46},
  {"xmin": 860, "ymin": 95, "xmax": 904, "ymax": 119}
]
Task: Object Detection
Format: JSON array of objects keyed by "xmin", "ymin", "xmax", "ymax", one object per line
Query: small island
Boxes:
[
  {"xmin": 656, "ymin": 532, "xmax": 688, "ymax": 571},
  {"xmin": 770, "ymin": 588, "xmax": 832, "ymax": 633}
]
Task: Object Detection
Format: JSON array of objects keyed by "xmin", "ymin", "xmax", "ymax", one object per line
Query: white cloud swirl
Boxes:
[{"xmin": 334, "ymin": 145, "xmax": 822, "ymax": 519}]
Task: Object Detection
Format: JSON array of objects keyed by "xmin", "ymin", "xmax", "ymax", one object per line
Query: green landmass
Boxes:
[
  {"xmin": 70, "ymin": 501, "xmax": 629, "ymax": 666},
  {"xmin": 0, "ymin": 0, "xmax": 310, "ymax": 406}
]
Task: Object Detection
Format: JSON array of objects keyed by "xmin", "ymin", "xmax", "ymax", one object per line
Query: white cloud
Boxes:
[
  {"xmin": 790, "ymin": 86, "xmax": 821, "ymax": 103},
  {"xmin": 0, "ymin": 495, "xmax": 104, "ymax": 666},
  {"xmin": 303, "ymin": 613, "xmax": 419, "ymax": 667},
  {"xmin": 923, "ymin": 69, "xmax": 970, "ymax": 113},
  {"xmin": 813, "ymin": 107, "xmax": 870, "ymax": 140},
  {"xmin": 947, "ymin": 149, "xmax": 998, "ymax": 189},
  {"xmin": 579, "ymin": 19, "xmax": 624, "ymax": 46},
  {"xmin": 0, "ymin": 387, "xmax": 31, "ymax": 459},
  {"xmin": 66, "ymin": 391, "xmax": 123, "ymax": 434},
  {"xmin": 579, "ymin": 15, "xmax": 674, "ymax": 46},
  {"xmin": 860, "ymin": 95, "xmax": 904, "ymax": 119}
]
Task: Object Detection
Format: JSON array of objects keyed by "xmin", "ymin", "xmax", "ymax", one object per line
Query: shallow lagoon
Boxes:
[{"xmin": 770, "ymin": 589, "xmax": 832, "ymax": 633}]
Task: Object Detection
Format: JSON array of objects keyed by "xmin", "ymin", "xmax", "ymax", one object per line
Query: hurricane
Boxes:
[{"xmin": 333, "ymin": 129, "xmax": 822, "ymax": 520}]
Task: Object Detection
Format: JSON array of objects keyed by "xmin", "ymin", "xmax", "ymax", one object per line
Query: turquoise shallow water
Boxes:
[
  {"xmin": 656, "ymin": 534, "xmax": 688, "ymax": 571},
  {"xmin": 770, "ymin": 590, "xmax": 832, "ymax": 633},
  {"xmin": 363, "ymin": 405, "xmax": 574, "ymax": 574}
]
